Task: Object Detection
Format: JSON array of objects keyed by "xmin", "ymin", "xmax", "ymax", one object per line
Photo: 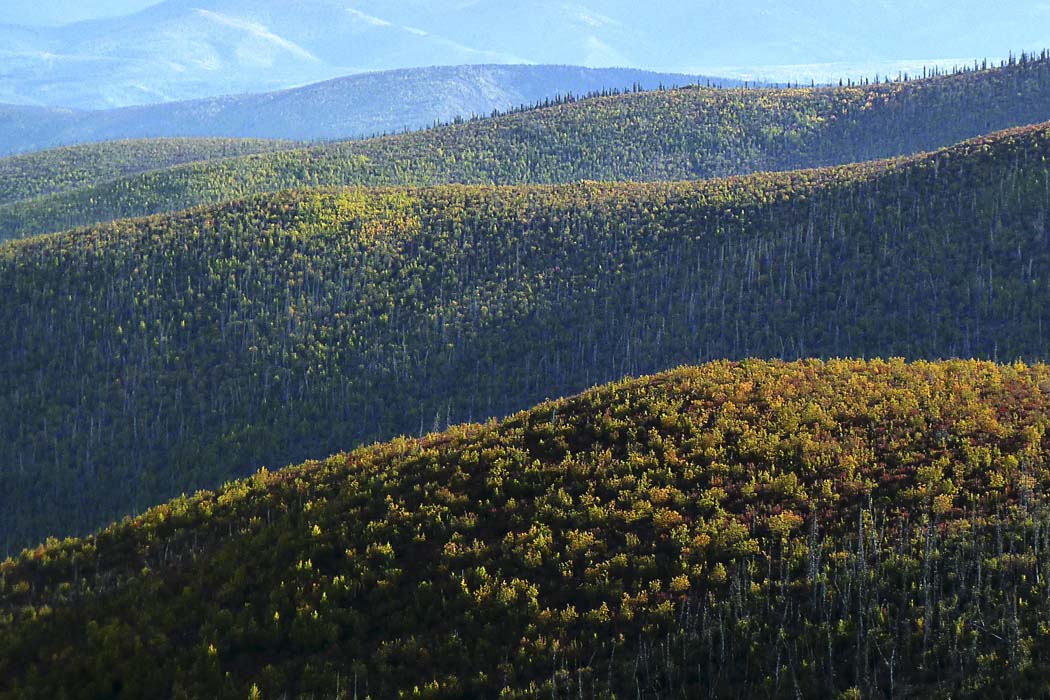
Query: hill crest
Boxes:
[
  {"xmin": 4, "ymin": 359, "xmax": 1050, "ymax": 698},
  {"xmin": 4, "ymin": 53, "xmax": 1050, "ymax": 242}
]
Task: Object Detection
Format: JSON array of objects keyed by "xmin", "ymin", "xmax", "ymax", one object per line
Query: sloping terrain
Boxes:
[
  {"xmin": 3, "ymin": 359, "xmax": 1050, "ymax": 698},
  {"xmin": 3, "ymin": 54, "xmax": 1050, "ymax": 242},
  {"xmin": 0, "ymin": 65, "xmax": 714, "ymax": 156},
  {"xmin": 0, "ymin": 138, "xmax": 294, "ymax": 205},
  {"xmin": 2, "ymin": 123, "xmax": 1049, "ymax": 552}
]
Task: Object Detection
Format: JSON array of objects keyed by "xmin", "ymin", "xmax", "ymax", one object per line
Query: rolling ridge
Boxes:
[
  {"xmin": 3, "ymin": 54, "xmax": 1050, "ymax": 242},
  {"xmin": 3, "ymin": 359, "xmax": 1050, "ymax": 698},
  {"xmin": 0, "ymin": 65, "xmax": 718, "ymax": 156},
  {"xmin": 2, "ymin": 123, "xmax": 1049, "ymax": 552},
  {"xmin": 3, "ymin": 14, "xmax": 1050, "ymax": 700},
  {"xmin": 0, "ymin": 137, "xmax": 295, "ymax": 205}
]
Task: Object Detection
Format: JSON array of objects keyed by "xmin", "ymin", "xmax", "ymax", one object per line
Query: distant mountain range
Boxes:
[
  {"xmin": 0, "ymin": 65, "xmax": 725, "ymax": 155},
  {"xmin": 1, "ymin": 0, "xmax": 1046, "ymax": 109}
]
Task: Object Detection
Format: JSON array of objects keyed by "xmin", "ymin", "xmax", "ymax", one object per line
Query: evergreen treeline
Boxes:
[
  {"xmin": 4, "ymin": 359, "xmax": 1050, "ymax": 699},
  {"xmin": 0, "ymin": 138, "xmax": 294, "ymax": 207},
  {"xmin": 0, "ymin": 65, "xmax": 723, "ymax": 156},
  {"xmin": 3, "ymin": 123, "xmax": 1050, "ymax": 553},
  {"xmin": 4, "ymin": 54, "xmax": 1050, "ymax": 241}
]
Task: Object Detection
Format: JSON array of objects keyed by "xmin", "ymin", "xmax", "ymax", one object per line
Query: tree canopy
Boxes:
[
  {"xmin": 4, "ymin": 53, "xmax": 1050, "ymax": 241},
  {"xmin": 2, "ymin": 123, "xmax": 1050, "ymax": 553},
  {"xmin": 4, "ymin": 359, "xmax": 1050, "ymax": 699}
]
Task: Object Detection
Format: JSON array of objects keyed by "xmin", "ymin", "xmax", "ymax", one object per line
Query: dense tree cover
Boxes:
[
  {"xmin": 4, "ymin": 53, "xmax": 1050, "ymax": 241},
  {"xmin": 0, "ymin": 138, "xmax": 295, "ymax": 207},
  {"xmin": 3, "ymin": 123, "xmax": 1050, "ymax": 553},
  {"xmin": 5, "ymin": 359, "xmax": 1050, "ymax": 698}
]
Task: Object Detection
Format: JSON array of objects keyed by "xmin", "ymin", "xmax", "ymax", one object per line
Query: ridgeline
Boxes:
[
  {"xmin": 3, "ymin": 53, "xmax": 1050, "ymax": 242},
  {"xmin": 3, "ymin": 359, "xmax": 1050, "ymax": 698},
  {"xmin": 2, "ymin": 123, "xmax": 1050, "ymax": 551}
]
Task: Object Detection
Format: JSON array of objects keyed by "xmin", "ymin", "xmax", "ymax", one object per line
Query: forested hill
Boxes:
[
  {"xmin": 0, "ymin": 65, "xmax": 717, "ymax": 156},
  {"xmin": 5, "ymin": 359, "xmax": 1050, "ymax": 699},
  {"xmin": 4, "ymin": 54, "xmax": 1050, "ymax": 241},
  {"xmin": 3, "ymin": 122, "xmax": 1050, "ymax": 553},
  {"xmin": 0, "ymin": 138, "xmax": 296, "ymax": 206}
]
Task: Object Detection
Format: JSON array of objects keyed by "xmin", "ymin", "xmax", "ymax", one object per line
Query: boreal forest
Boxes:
[{"xmin": 2, "ymin": 12, "xmax": 1050, "ymax": 697}]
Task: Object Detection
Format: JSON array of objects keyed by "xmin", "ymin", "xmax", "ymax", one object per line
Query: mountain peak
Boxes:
[{"xmin": 2, "ymin": 1, "xmax": 1044, "ymax": 108}]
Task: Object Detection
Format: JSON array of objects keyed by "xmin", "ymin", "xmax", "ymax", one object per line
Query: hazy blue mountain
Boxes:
[
  {"xmin": 0, "ymin": 0, "xmax": 1045, "ymax": 109},
  {"xmin": 0, "ymin": 64, "xmax": 721, "ymax": 155},
  {"xmin": 0, "ymin": 1, "xmax": 159, "ymax": 26}
]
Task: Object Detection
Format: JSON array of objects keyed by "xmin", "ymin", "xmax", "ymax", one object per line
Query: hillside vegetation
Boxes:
[
  {"xmin": 3, "ymin": 123, "xmax": 1050, "ymax": 552},
  {"xmin": 4, "ymin": 359, "xmax": 1050, "ymax": 698},
  {"xmin": 0, "ymin": 65, "xmax": 718, "ymax": 156},
  {"xmin": 3, "ymin": 54, "xmax": 1050, "ymax": 241},
  {"xmin": 0, "ymin": 138, "xmax": 295, "ymax": 206}
]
